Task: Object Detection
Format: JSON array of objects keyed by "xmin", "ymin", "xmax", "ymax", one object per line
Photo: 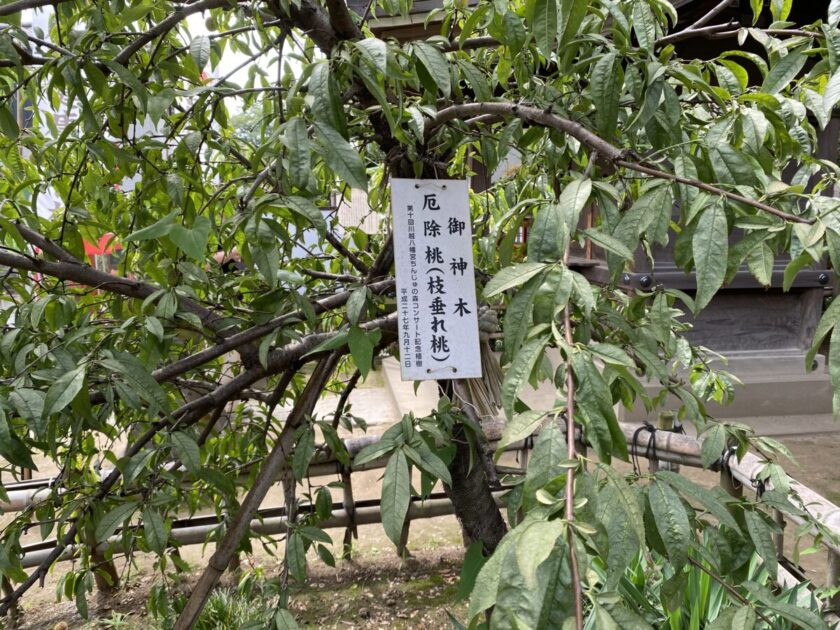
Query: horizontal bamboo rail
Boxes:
[
  {"xmin": 17, "ymin": 492, "xmax": 505, "ymax": 570},
  {"xmin": 2, "ymin": 418, "xmax": 839, "ymax": 615}
]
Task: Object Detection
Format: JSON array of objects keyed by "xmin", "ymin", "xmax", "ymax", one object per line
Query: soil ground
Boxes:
[{"xmin": 3, "ymin": 371, "xmax": 840, "ymax": 629}]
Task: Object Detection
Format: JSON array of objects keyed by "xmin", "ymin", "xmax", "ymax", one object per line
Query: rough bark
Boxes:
[{"xmin": 445, "ymin": 422, "xmax": 507, "ymax": 553}]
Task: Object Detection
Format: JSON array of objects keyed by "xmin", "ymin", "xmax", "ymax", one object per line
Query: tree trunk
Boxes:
[{"xmin": 445, "ymin": 422, "xmax": 507, "ymax": 553}]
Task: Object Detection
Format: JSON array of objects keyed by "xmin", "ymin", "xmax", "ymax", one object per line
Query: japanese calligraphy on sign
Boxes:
[{"xmin": 392, "ymin": 179, "xmax": 482, "ymax": 381}]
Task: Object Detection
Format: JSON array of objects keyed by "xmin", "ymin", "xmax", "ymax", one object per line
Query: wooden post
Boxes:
[
  {"xmin": 2, "ymin": 576, "xmax": 21, "ymax": 629},
  {"xmin": 341, "ymin": 467, "xmax": 356, "ymax": 560},
  {"xmin": 397, "ymin": 518, "xmax": 411, "ymax": 560},
  {"xmin": 720, "ymin": 453, "xmax": 743, "ymax": 499},
  {"xmin": 772, "ymin": 509, "xmax": 785, "ymax": 560},
  {"xmin": 828, "ymin": 550, "xmax": 840, "ymax": 612}
]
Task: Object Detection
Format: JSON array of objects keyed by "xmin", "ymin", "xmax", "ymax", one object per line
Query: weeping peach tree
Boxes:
[{"xmin": 0, "ymin": 0, "xmax": 839, "ymax": 627}]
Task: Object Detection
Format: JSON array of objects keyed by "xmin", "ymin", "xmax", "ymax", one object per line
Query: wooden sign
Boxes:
[{"xmin": 391, "ymin": 179, "xmax": 482, "ymax": 381}]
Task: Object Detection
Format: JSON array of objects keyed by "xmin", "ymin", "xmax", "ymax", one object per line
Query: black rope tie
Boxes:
[
  {"xmin": 751, "ymin": 477, "xmax": 767, "ymax": 499},
  {"xmin": 631, "ymin": 421, "xmax": 658, "ymax": 476},
  {"xmin": 717, "ymin": 445, "xmax": 742, "ymax": 490}
]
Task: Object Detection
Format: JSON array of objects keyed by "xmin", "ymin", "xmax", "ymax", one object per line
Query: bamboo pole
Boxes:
[{"xmin": 17, "ymin": 493, "xmax": 504, "ymax": 570}]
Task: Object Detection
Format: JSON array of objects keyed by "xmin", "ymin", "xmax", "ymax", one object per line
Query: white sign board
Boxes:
[{"xmin": 392, "ymin": 179, "xmax": 482, "ymax": 381}]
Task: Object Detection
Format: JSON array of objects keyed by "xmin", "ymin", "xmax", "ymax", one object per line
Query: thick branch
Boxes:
[
  {"xmin": 0, "ymin": 249, "xmax": 235, "ymax": 335},
  {"xmin": 431, "ymin": 102, "xmax": 623, "ymax": 165},
  {"xmin": 0, "ymin": 0, "xmax": 73, "ymax": 17},
  {"xmin": 282, "ymin": 0, "xmax": 340, "ymax": 53},
  {"xmin": 112, "ymin": 0, "xmax": 236, "ymax": 66},
  {"xmin": 656, "ymin": 20, "xmax": 739, "ymax": 47},
  {"xmin": 173, "ymin": 353, "xmax": 341, "ymax": 629},
  {"xmin": 145, "ymin": 278, "xmax": 394, "ymax": 388},
  {"xmin": 324, "ymin": 0, "xmax": 362, "ymax": 40},
  {"xmin": 431, "ymin": 101, "xmax": 813, "ymax": 224}
]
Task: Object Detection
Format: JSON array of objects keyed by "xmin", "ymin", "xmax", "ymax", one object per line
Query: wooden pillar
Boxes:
[
  {"xmin": 828, "ymin": 550, "xmax": 840, "ymax": 612},
  {"xmin": 341, "ymin": 467, "xmax": 356, "ymax": 560},
  {"xmin": 772, "ymin": 509, "xmax": 785, "ymax": 560}
]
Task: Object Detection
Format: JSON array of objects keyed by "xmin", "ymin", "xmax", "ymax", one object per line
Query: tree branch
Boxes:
[
  {"xmin": 615, "ymin": 159, "xmax": 811, "ymax": 224},
  {"xmin": 430, "ymin": 101, "xmax": 813, "ymax": 224},
  {"xmin": 112, "ymin": 0, "xmax": 237, "ymax": 66},
  {"xmin": 0, "ymin": 0, "xmax": 73, "ymax": 17},
  {"xmin": 324, "ymin": 0, "xmax": 362, "ymax": 40},
  {"xmin": 0, "ymin": 313, "xmax": 397, "ymax": 615},
  {"xmin": 173, "ymin": 353, "xmax": 341, "ymax": 630},
  {"xmin": 325, "ymin": 231, "xmax": 370, "ymax": 275},
  {"xmin": 142, "ymin": 278, "xmax": 394, "ymax": 390},
  {"xmin": 0, "ymin": 248, "xmax": 235, "ymax": 336}
]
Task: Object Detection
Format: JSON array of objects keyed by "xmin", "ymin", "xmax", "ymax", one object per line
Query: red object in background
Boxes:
[{"xmin": 83, "ymin": 233, "xmax": 121, "ymax": 264}]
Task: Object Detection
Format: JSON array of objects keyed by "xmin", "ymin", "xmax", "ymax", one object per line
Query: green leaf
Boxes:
[
  {"xmin": 692, "ymin": 200, "xmax": 728, "ymax": 311},
  {"xmin": 744, "ymin": 509, "xmax": 778, "ymax": 580},
  {"xmin": 806, "ymin": 294, "xmax": 840, "ymax": 371},
  {"xmin": 0, "ymin": 104, "xmax": 19, "ymax": 140},
  {"xmin": 10, "ymin": 388, "xmax": 44, "ymax": 423},
  {"xmin": 274, "ymin": 609, "xmax": 300, "ymax": 630},
  {"xmin": 559, "ymin": 178, "xmax": 592, "ymax": 233},
  {"xmin": 515, "ymin": 519, "xmax": 564, "ymax": 587},
  {"xmin": 403, "ymin": 441, "xmax": 451, "ymax": 486},
  {"xmin": 412, "ymin": 42, "xmax": 451, "ymax": 97},
  {"xmin": 456, "ymin": 541, "xmax": 487, "ymax": 601},
  {"xmin": 142, "ymin": 509, "xmax": 168, "ymax": 555},
  {"xmin": 761, "ymin": 49, "xmax": 806, "ymax": 94},
  {"xmin": 346, "ymin": 286, "xmax": 367, "ymax": 325},
  {"xmin": 656, "ymin": 471, "xmax": 740, "ymax": 530},
  {"xmin": 746, "ymin": 242, "xmax": 773, "ymax": 286},
  {"xmin": 502, "ymin": 336, "xmax": 547, "ymax": 419},
  {"xmin": 102, "ymin": 352, "xmax": 170, "ymax": 411},
  {"xmin": 314, "ymin": 122, "xmax": 367, "ymax": 190},
  {"xmin": 0, "ymin": 409, "xmax": 36, "ymax": 469},
  {"xmin": 581, "ymin": 228, "xmax": 633, "ymax": 260},
  {"xmin": 710, "ymin": 145, "xmax": 759, "ymax": 187},
  {"xmin": 469, "ymin": 533, "xmax": 518, "ymax": 618},
  {"xmin": 124, "ymin": 212, "xmax": 177, "ymax": 241},
  {"xmin": 701, "ymin": 423, "xmax": 727, "ymax": 468},
  {"xmin": 570, "ymin": 271, "xmax": 595, "ymax": 315},
  {"xmin": 381, "ymin": 451, "xmax": 411, "ymax": 546},
  {"xmin": 484, "ymin": 263, "xmax": 547, "ymax": 297},
  {"xmin": 286, "ymin": 531, "xmax": 307, "ymax": 581},
  {"xmin": 524, "ymin": 424, "xmax": 566, "ymax": 496},
  {"xmin": 770, "ymin": 0, "xmax": 792, "ymax": 21},
  {"xmin": 831, "ymin": 0, "xmax": 840, "ymax": 28},
  {"xmin": 632, "ymin": 1, "xmax": 656, "ymax": 52},
  {"xmin": 741, "ymin": 581, "xmax": 829, "ymax": 629},
  {"xmin": 496, "ymin": 410, "xmax": 546, "ymax": 455},
  {"xmin": 588, "ymin": 342, "xmax": 635, "ymax": 369},
  {"xmin": 503, "ymin": 275, "xmax": 541, "ymax": 364},
  {"xmin": 96, "ymin": 501, "xmax": 138, "ymax": 541},
  {"xmin": 354, "ymin": 38, "xmax": 387, "ymax": 74},
  {"xmin": 103, "ymin": 60, "xmax": 149, "ymax": 110},
  {"xmin": 284, "ymin": 118, "xmax": 312, "ymax": 191},
  {"xmin": 44, "ymin": 365, "xmax": 87, "ymax": 417},
  {"xmin": 591, "ymin": 52, "xmax": 623, "ymax": 138},
  {"xmin": 527, "ymin": 202, "xmax": 565, "ymax": 262},
  {"xmin": 291, "ymin": 425, "xmax": 315, "ymax": 481},
  {"xmin": 168, "ymin": 216, "xmax": 211, "ymax": 260},
  {"xmin": 281, "ymin": 196, "xmax": 327, "ymax": 235},
  {"xmin": 347, "ymin": 326, "xmax": 377, "ymax": 379},
  {"xmin": 354, "ymin": 439, "xmax": 397, "ymax": 466},
  {"xmin": 830, "ymin": 325, "xmax": 840, "ymax": 414},
  {"xmin": 648, "ymin": 480, "xmax": 690, "ymax": 571},
  {"xmin": 171, "ymin": 431, "xmax": 201, "ymax": 475},
  {"xmin": 707, "ymin": 606, "xmax": 756, "ymax": 630},
  {"xmin": 190, "ymin": 35, "xmax": 211, "ymax": 71},
  {"xmin": 532, "ymin": 0, "xmax": 558, "ymax": 58}
]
